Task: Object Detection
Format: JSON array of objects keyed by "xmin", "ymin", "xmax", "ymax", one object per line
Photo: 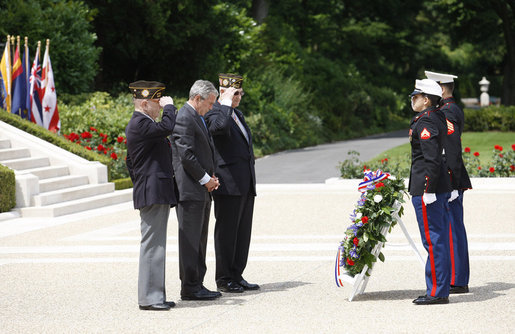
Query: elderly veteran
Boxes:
[
  {"xmin": 125, "ymin": 80, "xmax": 177, "ymax": 311},
  {"xmin": 205, "ymin": 73, "xmax": 259, "ymax": 293}
]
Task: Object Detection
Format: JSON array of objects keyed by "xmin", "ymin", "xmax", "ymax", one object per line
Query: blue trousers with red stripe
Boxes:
[
  {"xmin": 412, "ymin": 193, "xmax": 451, "ymax": 297},
  {"xmin": 448, "ymin": 190, "xmax": 469, "ymax": 286}
]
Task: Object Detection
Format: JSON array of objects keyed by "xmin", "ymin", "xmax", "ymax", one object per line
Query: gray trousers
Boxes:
[
  {"xmin": 138, "ymin": 204, "xmax": 170, "ymax": 306},
  {"xmin": 176, "ymin": 200, "xmax": 211, "ymax": 294}
]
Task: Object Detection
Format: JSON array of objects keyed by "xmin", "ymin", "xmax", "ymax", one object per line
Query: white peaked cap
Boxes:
[
  {"xmin": 410, "ymin": 79, "xmax": 443, "ymax": 98},
  {"xmin": 425, "ymin": 70, "xmax": 458, "ymax": 83}
]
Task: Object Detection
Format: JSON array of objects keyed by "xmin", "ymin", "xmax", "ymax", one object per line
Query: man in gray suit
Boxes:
[
  {"xmin": 171, "ymin": 80, "xmax": 222, "ymax": 300},
  {"xmin": 125, "ymin": 81, "xmax": 177, "ymax": 311}
]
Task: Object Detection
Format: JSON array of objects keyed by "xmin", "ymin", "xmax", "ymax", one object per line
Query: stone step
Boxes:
[
  {"xmin": 20, "ymin": 189, "xmax": 133, "ymax": 217},
  {"xmin": 0, "ymin": 156, "xmax": 50, "ymax": 171},
  {"xmin": 39, "ymin": 175, "xmax": 90, "ymax": 193},
  {"xmin": 0, "ymin": 147, "xmax": 31, "ymax": 160},
  {"xmin": 0, "ymin": 138, "xmax": 12, "ymax": 149},
  {"xmin": 33, "ymin": 183, "xmax": 115, "ymax": 206},
  {"xmin": 16, "ymin": 165, "xmax": 70, "ymax": 180}
]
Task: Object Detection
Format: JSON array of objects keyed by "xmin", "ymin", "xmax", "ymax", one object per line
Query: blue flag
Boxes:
[{"xmin": 12, "ymin": 42, "xmax": 30, "ymax": 119}]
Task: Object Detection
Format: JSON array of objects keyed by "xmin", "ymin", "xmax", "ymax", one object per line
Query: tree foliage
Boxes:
[{"xmin": 0, "ymin": 0, "xmax": 100, "ymax": 94}]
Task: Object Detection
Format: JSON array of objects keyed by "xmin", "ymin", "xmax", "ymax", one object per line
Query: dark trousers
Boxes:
[
  {"xmin": 448, "ymin": 190, "xmax": 470, "ymax": 286},
  {"xmin": 176, "ymin": 200, "xmax": 211, "ymax": 294},
  {"xmin": 412, "ymin": 193, "xmax": 451, "ymax": 297},
  {"xmin": 213, "ymin": 193, "xmax": 255, "ymax": 284}
]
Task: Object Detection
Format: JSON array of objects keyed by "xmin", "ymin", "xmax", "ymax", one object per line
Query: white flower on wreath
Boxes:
[
  {"xmin": 374, "ymin": 194, "xmax": 383, "ymax": 203},
  {"xmin": 356, "ymin": 212, "xmax": 362, "ymax": 219}
]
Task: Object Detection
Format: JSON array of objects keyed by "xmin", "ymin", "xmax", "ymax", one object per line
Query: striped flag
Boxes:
[
  {"xmin": 0, "ymin": 36, "xmax": 11, "ymax": 112},
  {"xmin": 41, "ymin": 40, "xmax": 60, "ymax": 132},
  {"xmin": 11, "ymin": 37, "xmax": 30, "ymax": 119}
]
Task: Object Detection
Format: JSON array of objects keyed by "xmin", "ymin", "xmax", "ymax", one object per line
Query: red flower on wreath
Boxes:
[
  {"xmin": 361, "ymin": 216, "xmax": 369, "ymax": 224},
  {"xmin": 353, "ymin": 237, "xmax": 359, "ymax": 246},
  {"xmin": 117, "ymin": 136, "xmax": 124, "ymax": 143},
  {"xmin": 474, "ymin": 152, "xmax": 480, "ymax": 157},
  {"xmin": 375, "ymin": 182, "xmax": 385, "ymax": 189},
  {"xmin": 111, "ymin": 152, "xmax": 118, "ymax": 160},
  {"xmin": 494, "ymin": 145, "xmax": 503, "ymax": 151},
  {"xmin": 489, "ymin": 167, "xmax": 495, "ymax": 173},
  {"xmin": 510, "ymin": 165, "xmax": 515, "ymax": 172},
  {"xmin": 464, "ymin": 147, "xmax": 471, "ymax": 153},
  {"xmin": 478, "ymin": 166, "xmax": 482, "ymax": 170},
  {"xmin": 346, "ymin": 258, "xmax": 355, "ymax": 266},
  {"xmin": 499, "ymin": 154, "xmax": 504, "ymax": 158},
  {"xmin": 97, "ymin": 144, "xmax": 105, "ymax": 151},
  {"xmin": 512, "ymin": 144, "xmax": 515, "ymax": 151},
  {"xmin": 90, "ymin": 126, "xmax": 97, "ymax": 132},
  {"xmin": 85, "ymin": 146, "xmax": 92, "ymax": 151}
]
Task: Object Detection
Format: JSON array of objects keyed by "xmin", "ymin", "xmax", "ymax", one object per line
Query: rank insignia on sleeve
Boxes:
[
  {"xmin": 409, "ymin": 129, "xmax": 413, "ymax": 142},
  {"xmin": 446, "ymin": 119, "xmax": 455, "ymax": 135},
  {"xmin": 420, "ymin": 128, "xmax": 431, "ymax": 140}
]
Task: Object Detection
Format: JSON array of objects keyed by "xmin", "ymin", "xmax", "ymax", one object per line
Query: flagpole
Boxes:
[{"xmin": 16, "ymin": 35, "xmax": 21, "ymax": 117}]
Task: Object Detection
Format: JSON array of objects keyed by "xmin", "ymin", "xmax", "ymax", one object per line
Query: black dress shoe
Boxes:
[
  {"xmin": 181, "ymin": 288, "xmax": 221, "ymax": 300},
  {"xmin": 412, "ymin": 295, "xmax": 449, "ymax": 305},
  {"xmin": 450, "ymin": 285, "xmax": 469, "ymax": 294},
  {"xmin": 139, "ymin": 303, "xmax": 172, "ymax": 311},
  {"xmin": 239, "ymin": 279, "xmax": 260, "ymax": 291},
  {"xmin": 218, "ymin": 281, "xmax": 244, "ymax": 293},
  {"xmin": 164, "ymin": 301, "xmax": 176, "ymax": 308}
]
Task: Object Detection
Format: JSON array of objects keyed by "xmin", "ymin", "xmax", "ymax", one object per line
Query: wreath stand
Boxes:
[{"xmin": 337, "ymin": 201, "xmax": 425, "ymax": 301}]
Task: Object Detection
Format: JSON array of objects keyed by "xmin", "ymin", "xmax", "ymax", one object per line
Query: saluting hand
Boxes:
[{"xmin": 159, "ymin": 96, "xmax": 174, "ymax": 107}]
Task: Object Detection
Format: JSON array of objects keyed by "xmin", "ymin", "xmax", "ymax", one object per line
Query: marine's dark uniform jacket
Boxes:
[
  {"xmin": 408, "ymin": 106, "xmax": 452, "ymax": 196},
  {"xmin": 440, "ymin": 97, "xmax": 472, "ymax": 190},
  {"xmin": 125, "ymin": 104, "xmax": 178, "ymax": 209}
]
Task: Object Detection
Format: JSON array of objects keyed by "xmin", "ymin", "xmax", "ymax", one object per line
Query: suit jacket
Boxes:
[
  {"xmin": 440, "ymin": 97, "xmax": 472, "ymax": 190},
  {"xmin": 171, "ymin": 103, "xmax": 216, "ymax": 202},
  {"xmin": 408, "ymin": 106, "xmax": 452, "ymax": 196},
  {"xmin": 125, "ymin": 104, "xmax": 177, "ymax": 209},
  {"xmin": 205, "ymin": 101, "xmax": 256, "ymax": 196}
]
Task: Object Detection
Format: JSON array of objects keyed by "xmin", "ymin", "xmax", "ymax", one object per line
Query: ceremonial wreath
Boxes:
[{"xmin": 335, "ymin": 170, "xmax": 407, "ymax": 282}]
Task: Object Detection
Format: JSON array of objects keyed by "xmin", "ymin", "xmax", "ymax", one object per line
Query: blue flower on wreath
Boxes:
[
  {"xmin": 347, "ymin": 221, "xmax": 363, "ymax": 236},
  {"xmin": 350, "ymin": 246, "xmax": 360, "ymax": 259},
  {"xmin": 349, "ymin": 209, "xmax": 357, "ymax": 221}
]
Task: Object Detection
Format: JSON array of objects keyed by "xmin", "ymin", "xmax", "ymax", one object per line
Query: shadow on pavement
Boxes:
[{"xmin": 174, "ymin": 281, "xmax": 311, "ymax": 308}]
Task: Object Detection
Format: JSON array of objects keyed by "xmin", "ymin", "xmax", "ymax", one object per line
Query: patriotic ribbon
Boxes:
[
  {"xmin": 357, "ymin": 169, "xmax": 390, "ymax": 193},
  {"xmin": 335, "ymin": 245, "xmax": 345, "ymax": 287}
]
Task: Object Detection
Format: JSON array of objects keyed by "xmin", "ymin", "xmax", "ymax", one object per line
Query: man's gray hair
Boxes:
[{"xmin": 189, "ymin": 80, "xmax": 218, "ymax": 100}]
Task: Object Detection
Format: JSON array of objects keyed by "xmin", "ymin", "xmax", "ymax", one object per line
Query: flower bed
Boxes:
[{"xmin": 336, "ymin": 170, "xmax": 407, "ymax": 278}]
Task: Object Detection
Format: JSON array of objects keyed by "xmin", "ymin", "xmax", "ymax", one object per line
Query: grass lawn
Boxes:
[{"xmin": 367, "ymin": 131, "xmax": 515, "ymax": 169}]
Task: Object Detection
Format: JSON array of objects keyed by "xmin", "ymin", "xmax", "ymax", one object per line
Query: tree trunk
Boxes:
[
  {"xmin": 251, "ymin": 0, "xmax": 269, "ymax": 24},
  {"xmin": 492, "ymin": 0, "xmax": 515, "ymax": 105}
]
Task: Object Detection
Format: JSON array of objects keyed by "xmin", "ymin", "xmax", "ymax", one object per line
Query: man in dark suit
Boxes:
[
  {"xmin": 425, "ymin": 71, "xmax": 472, "ymax": 294},
  {"xmin": 171, "ymin": 80, "xmax": 222, "ymax": 301},
  {"xmin": 125, "ymin": 80, "xmax": 177, "ymax": 311},
  {"xmin": 205, "ymin": 73, "xmax": 259, "ymax": 293}
]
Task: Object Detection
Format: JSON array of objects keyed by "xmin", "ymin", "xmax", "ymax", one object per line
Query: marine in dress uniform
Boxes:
[
  {"xmin": 204, "ymin": 73, "xmax": 259, "ymax": 293},
  {"xmin": 408, "ymin": 79, "xmax": 453, "ymax": 305},
  {"xmin": 125, "ymin": 81, "xmax": 177, "ymax": 311},
  {"xmin": 425, "ymin": 71, "xmax": 472, "ymax": 294}
]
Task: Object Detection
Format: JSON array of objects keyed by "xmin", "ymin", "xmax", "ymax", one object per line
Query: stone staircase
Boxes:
[{"xmin": 0, "ymin": 121, "xmax": 132, "ymax": 217}]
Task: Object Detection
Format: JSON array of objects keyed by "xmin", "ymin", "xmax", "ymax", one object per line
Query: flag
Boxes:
[
  {"xmin": 0, "ymin": 68, "xmax": 7, "ymax": 110},
  {"xmin": 11, "ymin": 37, "xmax": 30, "ymax": 119},
  {"xmin": 0, "ymin": 36, "xmax": 11, "ymax": 112},
  {"xmin": 41, "ymin": 41, "xmax": 59, "ymax": 132},
  {"xmin": 29, "ymin": 43, "xmax": 43, "ymax": 126}
]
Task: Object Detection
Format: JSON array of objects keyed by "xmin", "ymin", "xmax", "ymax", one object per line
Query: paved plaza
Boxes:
[{"xmin": 1, "ymin": 178, "xmax": 514, "ymax": 333}]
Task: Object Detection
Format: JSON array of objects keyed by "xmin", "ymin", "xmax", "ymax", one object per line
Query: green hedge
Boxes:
[
  {"xmin": 464, "ymin": 105, "xmax": 515, "ymax": 132},
  {"xmin": 0, "ymin": 110, "xmax": 112, "ymax": 175},
  {"xmin": 0, "ymin": 164, "xmax": 16, "ymax": 213},
  {"xmin": 113, "ymin": 177, "xmax": 133, "ymax": 190}
]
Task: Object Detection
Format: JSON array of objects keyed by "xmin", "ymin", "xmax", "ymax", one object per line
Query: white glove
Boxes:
[
  {"xmin": 159, "ymin": 96, "xmax": 174, "ymax": 107},
  {"xmin": 448, "ymin": 190, "xmax": 459, "ymax": 202},
  {"xmin": 423, "ymin": 193, "xmax": 437, "ymax": 205}
]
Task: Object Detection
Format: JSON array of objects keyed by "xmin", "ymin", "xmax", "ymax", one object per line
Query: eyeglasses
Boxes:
[{"xmin": 234, "ymin": 90, "xmax": 245, "ymax": 96}]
